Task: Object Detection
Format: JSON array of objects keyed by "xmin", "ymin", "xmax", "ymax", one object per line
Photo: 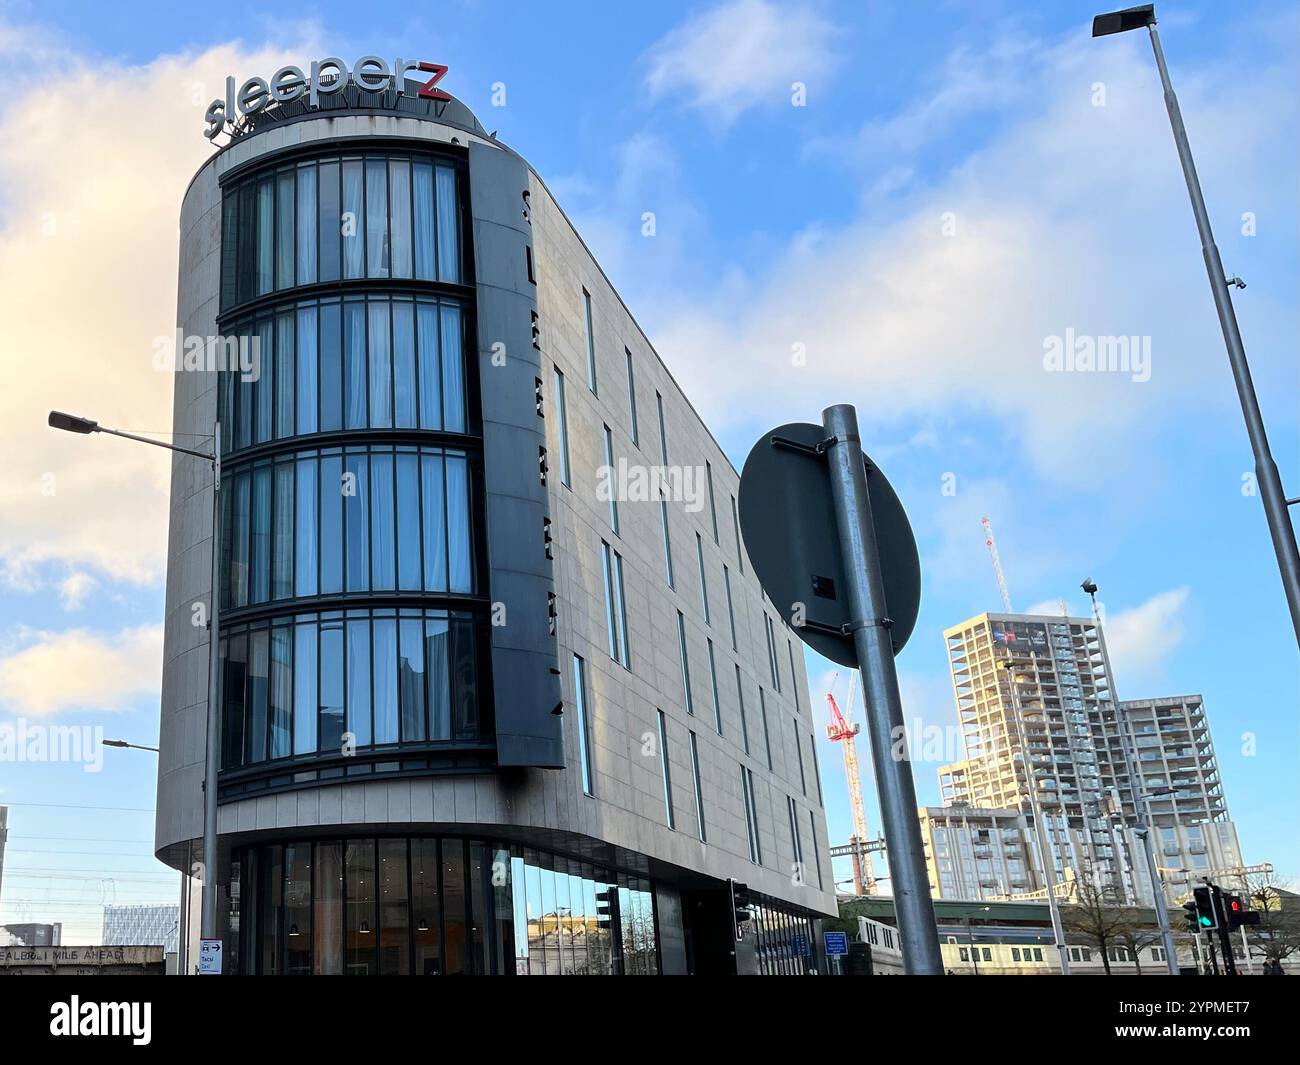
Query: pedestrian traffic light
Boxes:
[
  {"xmin": 1223, "ymin": 892, "xmax": 1261, "ymax": 930},
  {"xmin": 1181, "ymin": 898, "xmax": 1200, "ymax": 932},
  {"xmin": 1192, "ymin": 885, "xmax": 1217, "ymax": 930},
  {"xmin": 731, "ymin": 880, "xmax": 753, "ymax": 927}
]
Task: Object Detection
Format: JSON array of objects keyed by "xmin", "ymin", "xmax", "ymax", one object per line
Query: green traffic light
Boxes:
[{"xmin": 1198, "ymin": 915, "xmax": 1214, "ymax": 927}]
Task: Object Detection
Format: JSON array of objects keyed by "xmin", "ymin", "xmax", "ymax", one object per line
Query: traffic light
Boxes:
[
  {"xmin": 1223, "ymin": 893, "xmax": 1261, "ymax": 930},
  {"xmin": 731, "ymin": 880, "xmax": 753, "ymax": 928},
  {"xmin": 595, "ymin": 889, "xmax": 618, "ymax": 929},
  {"xmin": 1192, "ymin": 886, "xmax": 1217, "ymax": 930},
  {"xmin": 1181, "ymin": 897, "xmax": 1201, "ymax": 932}
]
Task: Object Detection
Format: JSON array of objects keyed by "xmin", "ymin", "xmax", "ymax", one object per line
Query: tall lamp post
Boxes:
[
  {"xmin": 48, "ymin": 411, "xmax": 223, "ymax": 952},
  {"xmin": 1002, "ymin": 660, "xmax": 1072, "ymax": 975},
  {"xmin": 1093, "ymin": 5, "xmax": 1300, "ymax": 647}
]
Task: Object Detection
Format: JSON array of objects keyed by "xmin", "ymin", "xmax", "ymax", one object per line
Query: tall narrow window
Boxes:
[
  {"xmin": 676, "ymin": 611, "xmax": 693, "ymax": 715},
  {"xmin": 735, "ymin": 664, "xmax": 750, "ymax": 755},
  {"xmin": 788, "ymin": 795, "xmax": 805, "ymax": 877},
  {"xmin": 705, "ymin": 462, "xmax": 719, "ymax": 544},
  {"xmin": 707, "ymin": 639, "xmax": 722, "ymax": 736},
  {"xmin": 582, "ymin": 288, "xmax": 597, "ymax": 394},
  {"xmin": 724, "ymin": 565, "xmax": 738, "ymax": 650},
  {"xmin": 552, "ymin": 366, "xmax": 571, "ymax": 487},
  {"xmin": 792, "ymin": 719, "xmax": 807, "ymax": 795},
  {"xmin": 759, "ymin": 687, "xmax": 773, "ymax": 770},
  {"xmin": 810, "ymin": 732, "xmax": 823, "ymax": 806},
  {"xmin": 601, "ymin": 541, "xmax": 631, "ymax": 669},
  {"xmin": 602, "ymin": 425, "xmax": 619, "ymax": 535},
  {"xmin": 742, "ymin": 765, "xmax": 761, "ymax": 864},
  {"xmin": 809, "ymin": 809, "xmax": 824, "ymax": 888},
  {"xmin": 695, "ymin": 533, "xmax": 710, "ymax": 624},
  {"xmin": 689, "ymin": 731, "xmax": 706, "ymax": 843},
  {"xmin": 730, "ymin": 495, "xmax": 744, "ymax": 574},
  {"xmin": 787, "ymin": 640, "xmax": 800, "ymax": 711},
  {"xmin": 659, "ymin": 495, "xmax": 674, "ymax": 588},
  {"xmin": 764, "ymin": 614, "xmax": 781, "ymax": 692},
  {"xmin": 655, "ymin": 391, "xmax": 668, "ymax": 465},
  {"xmin": 656, "ymin": 710, "xmax": 675, "ymax": 829},
  {"xmin": 573, "ymin": 655, "xmax": 594, "ymax": 796},
  {"xmin": 624, "ymin": 348, "xmax": 639, "ymax": 446}
]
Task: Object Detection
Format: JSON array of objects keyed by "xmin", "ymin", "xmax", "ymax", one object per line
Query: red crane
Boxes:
[{"xmin": 826, "ymin": 673, "xmax": 876, "ymax": 895}]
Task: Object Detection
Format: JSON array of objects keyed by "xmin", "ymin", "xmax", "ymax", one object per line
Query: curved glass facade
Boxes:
[
  {"xmin": 215, "ymin": 144, "xmax": 488, "ymax": 793},
  {"xmin": 227, "ymin": 837, "xmax": 658, "ymax": 976},
  {"xmin": 220, "ymin": 151, "xmax": 462, "ymax": 310}
]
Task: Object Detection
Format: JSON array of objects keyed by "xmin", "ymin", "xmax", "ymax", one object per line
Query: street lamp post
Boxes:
[
  {"xmin": 1003, "ymin": 660, "xmax": 1072, "ymax": 975},
  {"xmin": 48, "ymin": 411, "xmax": 223, "ymax": 952},
  {"xmin": 1093, "ymin": 5, "xmax": 1300, "ymax": 647},
  {"xmin": 1081, "ymin": 578, "xmax": 1180, "ymax": 975}
]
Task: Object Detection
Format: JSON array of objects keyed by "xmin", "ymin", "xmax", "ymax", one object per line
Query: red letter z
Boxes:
[{"xmin": 417, "ymin": 63, "xmax": 451, "ymax": 101}]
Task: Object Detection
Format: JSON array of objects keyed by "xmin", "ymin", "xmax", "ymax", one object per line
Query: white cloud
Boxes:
[
  {"xmin": 58, "ymin": 572, "xmax": 97, "ymax": 611},
  {"xmin": 1105, "ymin": 586, "xmax": 1191, "ymax": 687},
  {"xmin": 0, "ymin": 26, "xmax": 315, "ymax": 591},
  {"xmin": 0, "ymin": 624, "xmax": 163, "ymax": 717},
  {"xmin": 643, "ymin": 0, "xmax": 839, "ymax": 123}
]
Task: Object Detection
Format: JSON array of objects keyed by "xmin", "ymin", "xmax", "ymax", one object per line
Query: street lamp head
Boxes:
[
  {"xmin": 1081, "ymin": 578, "xmax": 1098, "ymax": 596},
  {"xmin": 1091, "ymin": 4, "xmax": 1155, "ymax": 37},
  {"xmin": 48, "ymin": 410, "xmax": 99, "ymax": 435},
  {"xmin": 102, "ymin": 738, "xmax": 130, "ymax": 748}
]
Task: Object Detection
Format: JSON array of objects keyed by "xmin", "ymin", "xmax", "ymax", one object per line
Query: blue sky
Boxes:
[{"xmin": 0, "ymin": 0, "xmax": 1295, "ymax": 936}]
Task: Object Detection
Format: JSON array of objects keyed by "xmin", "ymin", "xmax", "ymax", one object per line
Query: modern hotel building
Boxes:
[{"xmin": 155, "ymin": 72, "xmax": 834, "ymax": 975}]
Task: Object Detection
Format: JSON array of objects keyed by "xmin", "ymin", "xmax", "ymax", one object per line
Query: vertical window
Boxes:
[
  {"xmin": 296, "ymin": 163, "xmax": 318, "ymax": 285},
  {"xmin": 787, "ymin": 640, "xmax": 800, "ymax": 711},
  {"xmin": 810, "ymin": 732, "xmax": 823, "ymax": 806},
  {"xmin": 346, "ymin": 617, "xmax": 372, "ymax": 746},
  {"xmin": 420, "ymin": 453, "xmax": 446, "ymax": 591},
  {"xmin": 368, "ymin": 300, "xmax": 393, "ymax": 429},
  {"xmin": 411, "ymin": 838, "xmax": 441, "ymax": 974},
  {"xmin": 389, "ymin": 159, "xmax": 412, "ymax": 279},
  {"xmin": 730, "ymin": 495, "xmax": 744, "ymax": 574},
  {"xmin": 742, "ymin": 765, "xmax": 762, "ymax": 864},
  {"xmin": 365, "ymin": 157, "xmax": 389, "ymax": 277},
  {"xmin": 293, "ymin": 621, "xmax": 316, "ymax": 755},
  {"xmin": 764, "ymin": 614, "xmax": 781, "ymax": 692},
  {"xmin": 809, "ymin": 809, "xmax": 824, "ymax": 888},
  {"xmin": 318, "ymin": 160, "xmax": 340, "ymax": 283},
  {"xmin": 659, "ymin": 495, "xmax": 674, "ymax": 588},
  {"xmin": 603, "ymin": 425, "xmax": 619, "ymax": 534},
  {"xmin": 378, "ymin": 838, "xmax": 410, "ymax": 974},
  {"xmin": 724, "ymin": 565, "xmax": 738, "ymax": 650},
  {"xmin": 251, "ymin": 467, "xmax": 271, "ymax": 603},
  {"xmin": 439, "ymin": 304, "xmax": 465, "ymax": 433},
  {"xmin": 707, "ymin": 639, "xmax": 722, "ymax": 736},
  {"xmin": 655, "ymin": 391, "xmax": 668, "ymax": 465},
  {"xmin": 552, "ymin": 366, "xmax": 571, "ymax": 487},
  {"xmin": 788, "ymin": 796, "xmax": 805, "ymax": 876},
  {"xmin": 296, "ymin": 306, "xmax": 318, "ymax": 435},
  {"xmin": 793, "ymin": 721, "xmax": 807, "ymax": 795},
  {"xmin": 689, "ymin": 731, "xmax": 706, "ymax": 843},
  {"xmin": 446, "ymin": 454, "xmax": 471, "ymax": 593},
  {"xmin": 372, "ymin": 617, "xmax": 398, "ymax": 745},
  {"xmin": 573, "ymin": 655, "xmax": 594, "ymax": 796},
  {"xmin": 295, "ymin": 457, "xmax": 318, "ymax": 597},
  {"xmin": 695, "ymin": 532, "xmax": 710, "ymax": 623},
  {"xmin": 656, "ymin": 710, "xmax": 674, "ymax": 829},
  {"xmin": 246, "ymin": 628, "xmax": 269, "ymax": 764},
  {"xmin": 601, "ymin": 541, "xmax": 631, "ymax": 669},
  {"xmin": 341, "ymin": 159, "xmax": 365, "ymax": 279},
  {"xmin": 320, "ymin": 301, "xmax": 342, "ymax": 431},
  {"xmin": 369, "ymin": 452, "xmax": 395, "ymax": 591},
  {"xmin": 413, "ymin": 161, "xmax": 435, "ymax": 281},
  {"xmin": 582, "ymin": 288, "xmax": 597, "ymax": 394},
  {"xmin": 275, "ymin": 170, "xmax": 294, "ymax": 290},
  {"xmin": 313, "ymin": 841, "xmax": 343, "ymax": 975},
  {"xmin": 344, "ymin": 453, "xmax": 369, "ymax": 593},
  {"xmin": 399, "ymin": 617, "xmax": 426, "ymax": 742},
  {"xmin": 624, "ymin": 348, "xmax": 639, "ymax": 446},
  {"xmin": 676, "ymin": 611, "xmax": 693, "ymax": 715},
  {"xmin": 256, "ymin": 179, "xmax": 274, "ymax": 295},
  {"xmin": 396, "ymin": 453, "xmax": 421, "ymax": 591},
  {"xmin": 274, "ymin": 313, "xmax": 294, "ymax": 440},
  {"xmin": 392, "ymin": 302, "xmax": 417, "ymax": 429},
  {"xmin": 272, "ymin": 463, "xmax": 293, "ymax": 600},
  {"xmin": 735, "ymin": 664, "xmax": 750, "ymax": 755},
  {"xmin": 705, "ymin": 462, "xmax": 719, "ymax": 543},
  {"xmin": 435, "ymin": 163, "xmax": 459, "ymax": 283},
  {"xmin": 345, "ymin": 839, "xmax": 377, "ymax": 974},
  {"xmin": 319, "ymin": 620, "xmax": 344, "ymax": 752},
  {"xmin": 759, "ymin": 687, "xmax": 773, "ymax": 770}
]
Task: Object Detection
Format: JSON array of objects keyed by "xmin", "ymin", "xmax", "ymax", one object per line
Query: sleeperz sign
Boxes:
[{"xmin": 204, "ymin": 58, "xmax": 449, "ymax": 140}]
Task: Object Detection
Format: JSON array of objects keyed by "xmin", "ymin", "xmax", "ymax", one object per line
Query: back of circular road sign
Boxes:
[{"xmin": 738, "ymin": 422, "xmax": 920, "ymax": 667}]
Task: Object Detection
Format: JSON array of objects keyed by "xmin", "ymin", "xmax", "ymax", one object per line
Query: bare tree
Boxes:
[
  {"xmin": 1231, "ymin": 875, "xmax": 1300, "ymax": 967},
  {"xmin": 1113, "ymin": 917, "xmax": 1163, "ymax": 975},
  {"xmin": 1062, "ymin": 879, "xmax": 1134, "ymax": 975}
]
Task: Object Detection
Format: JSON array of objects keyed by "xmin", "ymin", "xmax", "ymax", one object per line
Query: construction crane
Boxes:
[
  {"xmin": 826, "ymin": 673, "xmax": 876, "ymax": 895},
  {"xmin": 981, "ymin": 516, "xmax": 1014, "ymax": 612}
]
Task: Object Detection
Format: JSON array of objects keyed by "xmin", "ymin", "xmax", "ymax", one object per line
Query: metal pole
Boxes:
[
  {"xmin": 1088, "ymin": 591, "xmax": 1179, "ymax": 974},
  {"xmin": 1146, "ymin": 20, "xmax": 1300, "ymax": 646},
  {"xmin": 201, "ymin": 422, "xmax": 222, "ymax": 947},
  {"xmin": 821, "ymin": 404, "xmax": 943, "ymax": 975},
  {"xmin": 1004, "ymin": 664, "xmax": 1072, "ymax": 975}
]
